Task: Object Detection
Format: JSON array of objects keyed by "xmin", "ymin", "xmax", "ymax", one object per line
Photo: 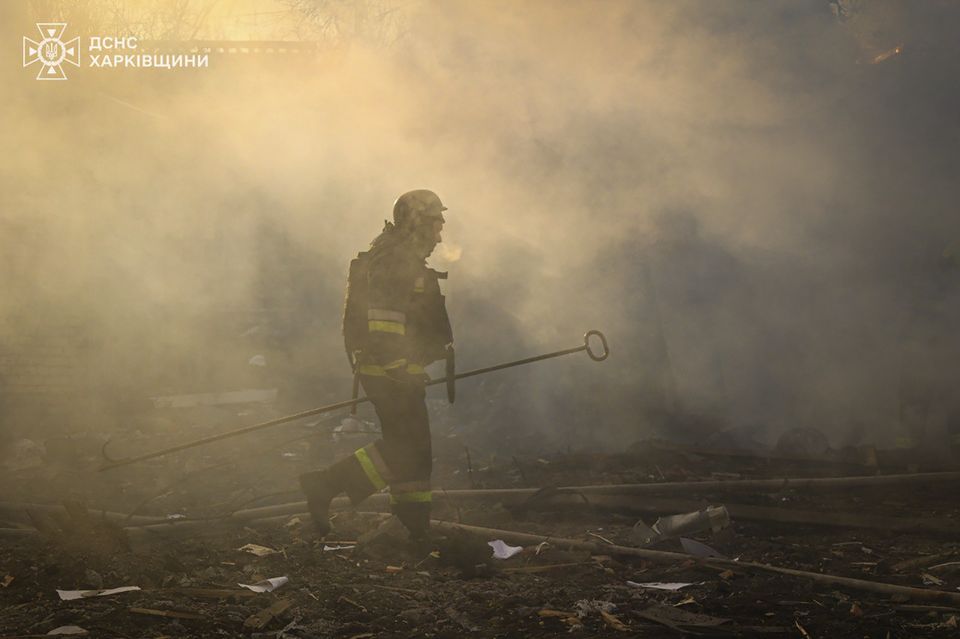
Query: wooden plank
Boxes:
[{"xmin": 243, "ymin": 599, "xmax": 291, "ymax": 630}]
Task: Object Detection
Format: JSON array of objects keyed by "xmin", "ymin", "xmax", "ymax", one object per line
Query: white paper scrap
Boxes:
[
  {"xmin": 238, "ymin": 543, "xmax": 278, "ymax": 557},
  {"xmin": 626, "ymin": 581, "xmax": 700, "ymax": 591},
  {"xmin": 238, "ymin": 576, "xmax": 288, "ymax": 593},
  {"xmin": 56, "ymin": 586, "xmax": 141, "ymax": 601},
  {"xmin": 47, "ymin": 626, "xmax": 88, "ymax": 635},
  {"xmin": 680, "ymin": 537, "xmax": 725, "ymax": 559},
  {"xmin": 488, "ymin": 539, "xmax": 523, "ymax": 560},
  {"xmin": 323, "ymin": 544, "xmax": 356, "ymax": 552}
]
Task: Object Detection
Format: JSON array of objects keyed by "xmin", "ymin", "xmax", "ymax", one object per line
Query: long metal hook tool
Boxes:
[{"xmin": 99, "ymin": 330, "xmax": 609, "ymax": 471}]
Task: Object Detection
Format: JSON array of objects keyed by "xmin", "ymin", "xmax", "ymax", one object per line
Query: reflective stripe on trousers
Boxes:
[
  {"xmin": 390, "ymin": 479, "xmax": 431, "ymax": 503},
  {"xmin": 353, "ymin": 443, "xmax": 393, "ymax": 491}
]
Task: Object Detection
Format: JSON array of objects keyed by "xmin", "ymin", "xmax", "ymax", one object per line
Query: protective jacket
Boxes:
[{"xmin": 343, "ymin": 223, "xmax": 453, "ymax": 376}]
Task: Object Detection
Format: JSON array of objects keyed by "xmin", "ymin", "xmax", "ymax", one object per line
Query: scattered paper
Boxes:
[
  {"xmin": 680, "ymin": 538, "xmax": 725, "ymax": 559},
  {"xmin": 248, "ymin": 354, "xmax": 267, "ymax": 367},
  {"xmin": 166, "ymin": 514, "xmax": 186, "ymax": 521},
  {"xmin": 239, "ymin": 544, "xmax": 278, "ymax": 557},
  {"xmin": 1, "ymin": 575, "xmax": 13, "ymax": 588},
  {"xmin": 56, "ymin": 586, "xmax": 141, "ymax": 601},
  {"xmin": 323, "ymin": 544, "xmax": 356, "ymax": 552},
  {"xmin": 627, "ymin": 581, "xmax": 700, "ymax": 591},
  {"xmin": 489, "ymin": 539, "xmax": 523, "ymax": 560},
  {"xmin": 47, "ymin": 627, "xmax": 88, "ymax": 636},
  {"xmin": 632, "ymin": 520, "xmax": 658, "ymax": 545},
  {"xmin": 238, "ymin": 576, "xmax": 288, "ymax": 593}
]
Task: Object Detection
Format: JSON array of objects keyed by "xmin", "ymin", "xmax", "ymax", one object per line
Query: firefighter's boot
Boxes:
[
  {"xmin": 300, "ymin": 453, "xmax": 379, "ymax": 536},
  {"xmin": 393, "ymin": 501, "xmax": 431, "ymax": 541},
  {"xmin": 298, "ymin": 469, "xmax": 339, "ymax": 537}
]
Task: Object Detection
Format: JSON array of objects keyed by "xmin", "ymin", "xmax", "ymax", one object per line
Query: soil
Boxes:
[{"xmin": 2, "ymin": 435, "xmax": 959, "ymax": 638}]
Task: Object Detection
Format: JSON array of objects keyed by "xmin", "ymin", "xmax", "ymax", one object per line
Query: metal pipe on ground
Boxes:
[
  {"xmin": 113, "ymin": 470, "xmax": 960, "ymax": 536},
  {"xmin": 4, "ymin": 470, "xmax": 955, "ymax": 537},
  {"xmin": 208, "ymin": 469, "xmax": 960, "ymax": 522},
  {"xmin": 541, "ymin": 494, "xmax": 960, "ymax": 536},
  {"xmin": 0, "ymin": 501, "xmax": 166, "ymax": 526},
  {"xmin": 430, "ymin": 471, "xmax": 960, "ymax": 496},
  {"xmin": 428, "ymin": 520, "xmax": 960, "ymax": 607},
  {"xmin": 234, "ymin": 497, "xmax": 960, "ymax": 538}
]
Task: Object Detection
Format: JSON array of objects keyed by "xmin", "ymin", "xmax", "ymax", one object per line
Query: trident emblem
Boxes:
[{"xmin": 23, "ymin": 23, "xmax": 80, "ymax": 80}]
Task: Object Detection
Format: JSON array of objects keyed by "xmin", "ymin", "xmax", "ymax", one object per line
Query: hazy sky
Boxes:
[{"xmin": 3, "ymin": 0, "xmax": 959, "ymax": 450}]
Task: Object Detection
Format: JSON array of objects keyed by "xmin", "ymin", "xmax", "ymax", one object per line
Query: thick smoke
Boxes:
[{"xmin": 2, "ymin": 0, "xmax": 959, "ymax": 459}]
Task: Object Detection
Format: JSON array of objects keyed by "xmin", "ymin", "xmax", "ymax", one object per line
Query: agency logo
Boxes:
[{"xmin": 23, "ymin": 23, "xmax": 80, "ymax": 80}]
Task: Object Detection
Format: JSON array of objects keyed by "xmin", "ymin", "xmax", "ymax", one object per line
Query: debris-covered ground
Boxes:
[
  {"xmin": 7, "ymin": 1, "xmax": 960, "ymax": 636},
  {"xmin": 2, "ymin": 429, "xmax": 960, "ymax": 638}
]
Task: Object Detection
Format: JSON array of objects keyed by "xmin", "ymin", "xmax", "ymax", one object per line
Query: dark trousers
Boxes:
[
  {"xmin": 361, "ymin": 373, "xmax": 432, "ymax": 485},
  {"xmin": 324, "ymin": 371, "xmax": 432, "ymax": 533}
]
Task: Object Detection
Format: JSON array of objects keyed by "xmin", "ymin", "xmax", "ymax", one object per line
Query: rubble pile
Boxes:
[{"xmin": 1, "ymin": 435, "xmax": 959, "ymax": 637}]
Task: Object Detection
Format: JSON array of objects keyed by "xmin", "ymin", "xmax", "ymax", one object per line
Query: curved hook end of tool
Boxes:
[
  {"xmin": 584, "ymin": 330, "xmax": 610, "ymax": 361},
  {"xmin": 101, "ymin": 437, "xmax": 122, "ymax": 464}
]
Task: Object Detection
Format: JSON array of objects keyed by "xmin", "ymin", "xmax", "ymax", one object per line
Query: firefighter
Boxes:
[{"xmin": 299, "ymin": 189, "xmax": 453, "ymax": 540}]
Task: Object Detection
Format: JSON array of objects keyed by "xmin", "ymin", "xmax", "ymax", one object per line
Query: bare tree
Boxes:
[
  {"xmin": 281, "ymin": 0, "xmax": 411, "ymax": 47},
  {"xmin": 27, "ymin": 0, "xmax": 223, "ymax": 41}
]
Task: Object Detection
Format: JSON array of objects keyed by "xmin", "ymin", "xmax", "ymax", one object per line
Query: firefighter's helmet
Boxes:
[{"xmin": 393, "ymin": 189, "xmax": 447, "ymax": 229}]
